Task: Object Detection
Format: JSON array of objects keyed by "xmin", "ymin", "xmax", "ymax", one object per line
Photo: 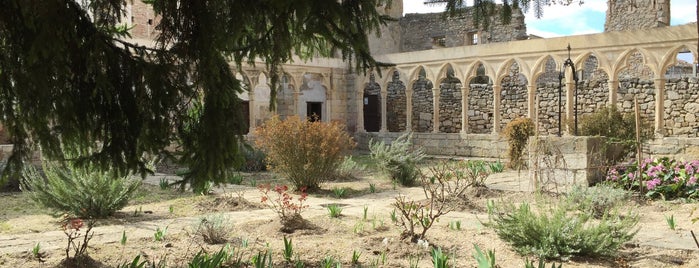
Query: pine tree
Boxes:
[{"xmin": 0, "ymin": 0, "xmax": 392, "ymax": 192}]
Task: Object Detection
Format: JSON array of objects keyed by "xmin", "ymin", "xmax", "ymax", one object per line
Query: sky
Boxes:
[{"xmin": 403, "ymin": 0, "xmax": 697, "ymax": 38}]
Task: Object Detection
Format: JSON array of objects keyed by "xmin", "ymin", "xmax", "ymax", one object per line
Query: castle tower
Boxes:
[
  {"xmin": 605, "ymin": 0, "xmax": 670, "ymax": 32},
  {"xmin": 367, "ymin": 0, "xmax": 403, "ymax": 55}
]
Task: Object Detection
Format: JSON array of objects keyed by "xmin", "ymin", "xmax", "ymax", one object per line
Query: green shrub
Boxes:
[
  {"xmin": 502, "ymin": 118, "xmax": 535, "ymax": 169},
  {"xmin": 254, "ymin": 115, "xmax": 355, "ymax": 190},
  {"xmin": 238, "ymin": 143, "xmax": 267, "ymax": 172},
  {"xmin": 488, "ymin": 200, "xmax": 638, "ymax": 260},
  {"xmin": 330, "ymin": 156, "xmax": 365, "ymax": 180},
  {"xmin": 369, "ymin": 132, "xmax": 425, "ymax": 186},
  {"xmin": 22, "ymin": 159, "xmax": 141, "ymax": 219},
  {"xmin": 579, "ymin": 105, "xmax": 653, "ymax": 163},
  {"xmin": 566, "ymin": 184, "xmax": 629, "ymax": 218}
]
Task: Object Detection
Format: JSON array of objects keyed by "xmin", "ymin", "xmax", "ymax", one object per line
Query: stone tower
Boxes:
[
  {"xmin": 368, "ymin": 0, "xmax": 403, "ymax": 55},
  {"xmin": 605, "ymin": 0, "xmax": 670, "ymax": 32}
]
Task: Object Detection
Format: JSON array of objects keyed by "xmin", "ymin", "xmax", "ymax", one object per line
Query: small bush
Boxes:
[
  {"xmin": 258, "ymin": 184, "xmax": 308, "ymax": 229},
  {"xmin": 369, "ymin": 132, "xmax": 425, "ymax": 186},
  {"xmin": 579, "ymin": 105, "xmax": 653, "ymax": 162},
  {"xmin": 330, "ymin": 156, "xmax": 365, "ymax": 180},
  {"xmin": 22, "ymin": 158, "xmax": 141, "ymax": 219},
  {"xmin": 238, "ymin": 143, "xmax": 267, "ymax": 172},
  {"xmin": 566, "ymin": 184, "xmax": 629, "ymax": 218},
  {"xmin": 195, "ymin": 214, "xmax": 233, "ymax": 244},
  {"xmin": 606, "ymin": 157, "xmax": 699, "ymax": 199},
  {"xmin": 502, "ymin": 118, "xmax": 535, "ymax": 169},
  {"xmin": 488, "ymin": 200, "xmax": 638, "ymax": 260},
  {"xmin": 254, "ymin": 115, "xmax": 355, "ymax": 190}
]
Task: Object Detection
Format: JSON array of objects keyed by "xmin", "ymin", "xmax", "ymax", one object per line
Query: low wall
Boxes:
[
  {"xmin": 353, "ymin": 132, "xmax": 509, "ymax": 159},
  {"xmin": 647, "ymin": 137, "xmax": 699, "ymax": 160}
]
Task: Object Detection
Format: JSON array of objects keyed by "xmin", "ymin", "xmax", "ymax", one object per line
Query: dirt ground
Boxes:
[{"xmin": 1, "ymin": 166, "xmax": 698, "ymax": 268}]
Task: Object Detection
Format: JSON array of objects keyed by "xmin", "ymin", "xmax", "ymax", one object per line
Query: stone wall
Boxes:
[
  {"xmin": 399, "ymin": 6, "xmax": 527, "ymax": 52},
  {"xmin": 528, "ymin": 136, "xmax": 607, "ymax": 188},
  {"xmin": 438, "ymin": 79, "xmax": 462, "ymax": 133},
  {"xmin": 662, "ymin": 77, "xmax": 699, "ymax": 136},
  {"xmin": 354, "ymin": 132, "xmax": 508, "ymax": 159},
  {"xmin": 468, "ymin": 84, "xmax": 493, "ymax": 134},
  {"xmin": 605, "ymin": 0, "xmax": 670, "ymax": 32},
  {"xmin": 387, "ymin": 76, "xmax": 407, "ymax": 132},
  {"xmin": 411, "ymin": 78, "xmax": 434, "ymax": 132}
]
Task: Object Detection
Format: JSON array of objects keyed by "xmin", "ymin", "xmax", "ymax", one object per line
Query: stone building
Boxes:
[{"xmin": 124, "ymin": 1, "xmax": 699, "ymax": 161}]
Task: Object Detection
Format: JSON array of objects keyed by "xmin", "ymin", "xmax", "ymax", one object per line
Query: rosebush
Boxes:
[
  {"xmin": 254, "ymin": 115, "xmax": 355, "ymax": 190},
  {"xmin": 606, "ymin": 157, "xmax": 699, "ymax": 199}
]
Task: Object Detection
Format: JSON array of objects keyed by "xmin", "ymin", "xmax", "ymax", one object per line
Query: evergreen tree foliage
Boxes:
[{"xmin": 0, "ymin": 0, "xmax": 392, "ymax": 191}]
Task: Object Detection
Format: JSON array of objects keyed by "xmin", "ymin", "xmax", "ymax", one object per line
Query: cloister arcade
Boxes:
[{"xmin": 355, "ymin": 24, "xmax": 699, "ymax": 137}]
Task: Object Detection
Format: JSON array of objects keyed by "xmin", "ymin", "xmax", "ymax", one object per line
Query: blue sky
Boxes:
[{"xmin": 403, "ymin": 0, "xmax": 697, "ymax": 38}]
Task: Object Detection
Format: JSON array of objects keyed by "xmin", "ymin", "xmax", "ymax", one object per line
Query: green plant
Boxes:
[
  {"xmin": 169, "ymin": 205, "xmax": 174, "ymax": 214},
  {"xmin": 332, "ymin": 187, "xmax": 348, "ymax": 198},
  {"xmin": 472, "ymin": 244, "xmax": 496, "ymax": 268},
  {"xmin": 524, "ymin": 258, "xmax": 563, "ymax": 268},
  {"xmin": 390, "ymin": 209, "xmax": 398, "ymax": 223},
  {"xmin": 188, "ymin": 245, "xmax": 233, "ymax": 268},
  {"xmin": 195, "ymin": 214, "xmax": 232, "ymax": 244},
  {"xmin": 353, "ymin": 221, "xmax": 365, "ymax": 234},
  {"xmin": 408, "ymin": 254, "xmax": 420, "ymax": 268},
  {"xmin": 133, "ymin": 206, "xmax": 143, "ymax": 217},
  {"xmin": 117, "ymin": 255, "xmax": 149, "ymax": 268},
  {"xmin": 431, "ymin": 247, "xmax": 450, "ymax": 268},
  {"xmin": 331, "ymin": 155, "xmax": 365, "ymax": 180},
  {"xmin": 363, "ymin": 205, "xmax": 369, "ymax": 221},
  {"xmin": 258, "ymin": 184, "xmax": 308, "ymax": 227},
  {"xmin": 565, "ymin": 184, "xmax": 629, "ymax": 218},
  {"xmin": 159, "ymin": 178, "xmax": 171, "ymax": 190},
  {"xmin": 31, "ymin": 242, "xmax": 45, "ymax": 262},
  {"xmin": 502, "ymin": 117, "xmax": 535, "ymax": 169},
  {"xmin": 238, "ymin": 143, "xmax": 267, "ymax": 172},
  {"xmin": 154, "ymin": 226, "xmax": 167, "ymax": 242},
  {"xmin": 121, "ymin": 230, "xmax": 128, "ymax": 246},
  {"xmin": 327, "ymin": 204, "xmax": 343, "ymax": 218},
  {"xmin": 283, "ymin": 236, "xmax": 294, "ymax": 263},
  {"xmin": 22, "ymin": 158, "xmax": 141, "ymax": 219},
  {"xmin": 488, "ymin": 160, "xmax": 505, "ymax": 173},
  {"xmin": 579, "ymin": 105, "xmax": 653, "ymax": 163},
  {"xmin": 606, "ymin": 158, "xmax": 699, "ymax": 200},
  {"xmin": 488, "ymin": 200, "xmax": 638, "ymax": 260},
  {"xmin": 251, "ymin": 250, "xmax": 273, "ymax": 268},
  {"xmin": 254, "ymin": 115, "xmax": 356, "ymax": 190},
  {"xmin": 320, "ymin": 255, "xmax": 340, "ymax": 268},
  {"xmin": 666, "ymin": 214, "xmax": 676, "ymax": 230},
  {"xmin": 369, "ymin": 183, "xmax": 376, "ymax": 193},
  {"xmin": 226, "ymin": 173, "xmax": 244, "ymax": 185},
  {"xmin": 351, "ymin": 250, "xmax": 361, "ymax": 265},
  {"xmin": 448, "ymin": 220, "xmax": 461, "ymax": 231},
  {"xmin": 369, "ymin": 132, "xmax": 426, "ymax": 186}
]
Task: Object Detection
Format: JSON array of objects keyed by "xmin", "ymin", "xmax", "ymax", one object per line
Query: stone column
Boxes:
[
  {"xmin": 248, "ymin": 90, "xmax": 256, "ymax": 135},
  {"xmin": 492, "ymin": 84, "xmax": 502, "ymax": 134},
  {"xmin": 432, "ymin": 87, "xmax": 440, "ymax": 133},
  {"xmin": 380, "ymin": 88, "xmax": 388, "ymax": 133},
  {"xmin": 526, "ymin": 83, "xmax": 536, "ymax": 119},
  {"xmin": 565, "ymin": 79, "xmax": 574, "ymax": 135},
  {"xmin": 406, "ymin": 86, "xmax": 413, "ymax": 131},
  {"xmin": 607, "ymin": 80, "xmax": 619, "ymax": 107},
  {"xmin": 654, "ymin": 77, "xmax": 666, "ymax": 136},
  {"xmin": 293, "ymin": 89, "xmax": 300, "ymax": 116},
  {"xmin": 460, "ymin": 86, "xmax": 469, "ymax": 134}
]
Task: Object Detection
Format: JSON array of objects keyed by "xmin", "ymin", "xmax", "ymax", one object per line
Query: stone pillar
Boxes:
[
  {"xmin": 565, "ymin": 79, "xmax": 574, "ymax": 135},
  {"xmin": 492, "ymin": 84, "xmax": 502, "ymax": 134},
  {"xmin": 432, "ymin": 87, "xmax": 440, "ymax": 133},
  {"xmin": 406, "ymin": 86, "xmax": 413, "ymax": 131},
  {"xmin": 654, "ymin": 77, "xmax": 666, "ymax": 136},
  {"xmin": 380, "ymin": 88, "xmax": 388, "ymax": 133},
  {"xmin": 607, "ymin": 80, "xmax": 619, "ymax": 107},
  {"xmin": 293, "ymin": 89, "xmax": 300, "ymax": 116},
  {"xmin": 248, "ymin": 90, "xmax": 256, "ymax": 134},
  {"xmin": 460, "ymin": 86, "xmax": 469, "ymax": 134},
  {"xmin": 526, "ymin": 83, "xmax": 536, "ymax": 119}
]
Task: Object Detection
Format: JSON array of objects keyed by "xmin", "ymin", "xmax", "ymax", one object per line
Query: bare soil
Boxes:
[{"xmin": 1, "ymin": 168, "xmax": 698, "ymax": 268}]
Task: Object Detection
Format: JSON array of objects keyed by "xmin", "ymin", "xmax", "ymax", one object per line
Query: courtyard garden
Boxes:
[{"xmin": 0, "ymin": 115, "xmax": 698, "ymax": 268}]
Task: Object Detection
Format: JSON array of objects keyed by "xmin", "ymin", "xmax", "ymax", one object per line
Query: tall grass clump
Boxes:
[
  {"xmin": 254, "ymin": 115, "xmax": 355, "ymax": 190},
  {"xmin": 369, "ymin": 132, "xmax": 425, "ymax": 186},
  {"xmin": 488, "ymin": 199, "xmax": 638, "ymax": 260},
  {"xmin": 22, "ymin": 157, "xmax": 141, "ymax": 219}
]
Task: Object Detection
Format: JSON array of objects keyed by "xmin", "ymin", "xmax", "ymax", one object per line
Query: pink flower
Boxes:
[
  {"xmin": 628, "ymin": 172, "xmax": 635, "ymax": 180},
  {"xmin": 673, "ymin": 176, "xmax": 682, "ymax": 183},
  {"xmin": 688, "ymin": 176, "xmax": 697, "ymax": 186},
  {"xmin": 646, "ymin": 178, "xmax": 661, "ymax": 190}
]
